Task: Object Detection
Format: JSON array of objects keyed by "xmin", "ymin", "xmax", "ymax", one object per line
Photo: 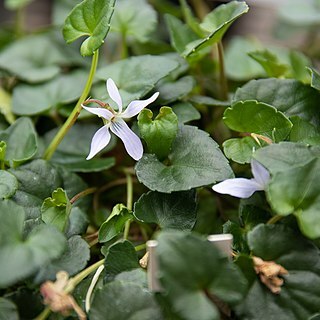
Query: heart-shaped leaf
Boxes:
[
  {"xmin": 0, "ymin": 298, "xmax": 18, "ymax": 320},
  {"xmin": 138, "ymin": 107, "xmax": 178, "ymax": 160},
  {"xmin": 134, "ymin": 190, "xmax": 197, "ymax": 230},
  {"xmin": 237, "ymin": 224, "xmax": 320, "ymax": 320},
  {"xmin": 63, "ymin": 0, "xmax": 116, "ymax": 56},
  {"xmin": 0, "ymin": 200, "xmax": 66, "ymax": 288},
  {"xmin": 171, "ymin": 102, "xmax": 200, "ymax": 124},
  {"xmin": 41, "ymin": 188, "xmax": 71, "ymax": 232},
  {"xmin": 136, "ymin": 125, "xmax": 233, "ymax": 193},
  {"xmin": 224, "ymin": 100, "xmax": 293, "ymax": 142}
]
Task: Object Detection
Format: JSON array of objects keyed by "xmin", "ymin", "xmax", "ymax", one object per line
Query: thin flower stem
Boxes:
[
  {"xmin": 217, "ymin": 41, "xmax": 228, "ymax": 101},
  {"xmin": 15, "ymin": 6, "xmax": 25, "ymax": 38},
  {"xmin": 121, "ymin": 33, "xmax": 128, "ymax": 59},
  {"xmin": 123, "ymin": 172, "xmax": 133, "ymax": 240},
  {"xmin": 267, "ymin": 215, "xmax": 283, "ymax": 225},
  {"xmin": 34, "ymin": 307, "xmax": 51, "ymax": 320},
  {"xmin": 135, "ymin": 243, "xmax": 146, "ymax": 252},
  {"xmin": 43, "ymin": 50, "xmax": 99, "ymax": 161},
  {"xmin": 70, "ymin": 187, "xmax": 98, "ymax": 205}
]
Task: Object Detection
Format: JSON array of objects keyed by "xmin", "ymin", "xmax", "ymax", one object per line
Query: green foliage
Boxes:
[
  {"xmin": 138, "ymin": 107, "xmax": 178, "ymax": 160},
  {"xmin": 134, "ymin": 190, "xmax": 197, "ymax": 230},
  {"xmin": 136, "ymin": 125, "xmax": 233, "ymax": 192},
  {"xmin": 63, "ymin": 0, "xmax": 116, "ymax": 56}
]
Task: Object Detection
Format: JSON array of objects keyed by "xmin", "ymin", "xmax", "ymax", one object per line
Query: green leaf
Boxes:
[
  {"xmin": 138, "ymin": 107, "xmax": 178, "ymax": 160},
  {"xmin": 225, "ymin": 36, "xmax": 265, "ymax": 81},
  {"xmin": 309, "ymin": 67, "xmax": 320, "ymax": 91},
  {"xmin": 0, "ymin": 200, "xmax": 66, "ymax": 288},
  {"xmin": 89, "ymin": 281, "xmax": 163, "ymax": 320},
  {"xmin": 0, "ymin": 298, "xmax": 18, "ymax": 320},
  {"xmin": 0, "ymin": 170, "xmax": 18, "ymax": 199},
  {"xmin": 96, "ymin": 55, "xmax": 179, "ymax": 107},
  {"xmin": 248, "ymin": 50, "xmax": 288, "ymax": 78},
  {"xmin": 103, "ymin": 240, "xmax": 140, "ymax": 282},
  {"xmin": 237, "ymin": 224, "xmax": 320, "ymax": 320},
  {"xmin": 4, "ymin": 0, "xmax": 34, "ymax": 10},
  {"xmin": 98, "ymin": 204, "xmax": 132, "ymax": 242},
  {"xmin": 41, "ymin": 188, "xmax": 71, "ymax": 232},
  {"xmin": 253, "ymin": 142, "xmax": 320, "ymax": 174},
  {"xmin": 0, "ymin": 117, "xmax": 37, "ymax": 167},
  {"xmin": 9, "ymin": 159, "xmax": 88, "ymax": 219},
  {"xmin": 267, "ymin": 158, "xmax": 320, "ymax": 238},
  {"xmin": 136, "ymin": 125, "xmax": 233, "ymax": 193},
  {"xmin": 183, "ymin": 1, "xmax": 249, "ymax": 58},
  {"xmin": 171, "ymin": 102, "xmax": 200, "ymax": 124},
  {"xmin": 157, "ymin": 230, "xmax": 247, "ymax": 320},
  {"xmin": 63, "ymin": 0, "xmax": 116, "ymax": 56},
  {"xmin": 0, "ymin": 87, "xmax": 15, "ymax": 124},
  {"xmin": 156, "ymin": 76, "xmax": 196, "ymax": 105},
  {"xmin": 0, "ymin": 33, "xmax": 78, "ymax": 83},
  {"xmin": 233, "ymin": 78, "xmax": 320, "ymax": 123},
  {"xmin": 33, "ymin": 235, "xmax": 90, "ymax": 283},
  {"xmin": 289, "ymin": 115, "xmax": 320, "ymax": 143},
  {"xmin": 223, "ymin": 137, "xmax": 262, "ymax": 164},
  {"xmin": 12, "ymin": 71, "xmax": 87, "ymax": 115},
  {"xmin": 134, "ymin": 190, "xmax": 197, "ymax": 230},
  {"xmin": 224, "ymin": 101, "xmax": 293, "ymax": 142},
  {"xmin": 111, "ymin": 0, "xmax": 157, "ymax": 42}
]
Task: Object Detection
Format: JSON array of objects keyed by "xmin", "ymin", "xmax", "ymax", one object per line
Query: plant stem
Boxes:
[
  {"xmin": 267, "ymin": 215, "xmax": 283, "ymax": 224},
  {"xmin": 70, "ymin": 187, "xmax": 97, "ymax": 205},
  {"xmin": 121, "ymin": 33, "xmax": 128, "ymax": 59},
  {"xmin": 135, "ymin": 243, "xmax": 146, "ymax": 252},
  {"xmin": 123, "ymin": 172, "xmax": 133, "ymax": 239},
  {"xmin": 217, "ymin": 41, "xmax": 228, "ymax": 101},
  {"xmin": 43, "ymin": 50, "xmax": 99, "ymax": 161},
  {"xmin": 15, "ymin": 6, "xmax": 25, "ymax": 38}
]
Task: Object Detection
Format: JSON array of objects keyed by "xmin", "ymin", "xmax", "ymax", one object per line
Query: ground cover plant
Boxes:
[{"xmin": 1, "ymin": 0, "xmax": 320, "ymax": 319}]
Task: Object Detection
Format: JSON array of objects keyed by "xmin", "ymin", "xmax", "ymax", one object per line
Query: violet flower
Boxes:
[
  {"xmin": 212, "ymin": 160, "xmax": 270, "ymax": 198},
  {"xmin": 82, "ymin": 78, "xmax": 159, "ymax": 161}
]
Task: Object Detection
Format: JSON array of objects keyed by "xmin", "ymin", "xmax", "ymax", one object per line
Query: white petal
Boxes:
[
  {"xmin": 251, "ymin": 159, "xmax": 270, "ymax": 188},
  {"xmin": 120, "ymin": 92, "xmax": 159, "ymax": 118},
  {"xmin": 86, "ymin": 125, "xmax": 111, "ymax": 160},
  {"xmin": 110, "ymin": 118, "xmax": 143, "ymax": 160},
  {"xmin": 107, "ymin": 78, "xmax": 123, "ymax": 112},
  {"xmin": 212, "ymin": 178, "xmax": 263, "ymax": 198},
  {"xmin": 82, "ymin": 105, "xmax": 113, "ymax": 120}
]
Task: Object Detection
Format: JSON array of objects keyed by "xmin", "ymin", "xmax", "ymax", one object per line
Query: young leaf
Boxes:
[
  {"xmin": 224, "ymin": 101, "xmax": 293, "ymax": 143},
  {"xmin": 223, "ymin": 137, "xmax": 262, "ymax": 164},
  {"xmin": 0, "ymin": 200, "xmax": 66, "ymax": 288},
  {"xmin": 134, "ymin": 190, "xmax": 197, "ymax": 230},
  {"xmin": 63, "ymin": 0, "xmax": 116, "ymax": 56},
  {"xmin": 98, "ymin": 204, "xmax": 132, "ymax": 242},
  {"xmin": 0, "ymin": 87, "xmax": 15, "ymax": 124},
  {"xmin": 309, "ymin": 67, "xmax": 320, "ymax": 91},
  {"xmin": 156, "ymin": 230, "xmax": 247, "ymax": 320},
  {"xmin": 237, "ymin": 224, "xmax": 320, "ymax": 320},
  {"xmin": 183, "ymin": 1, "xmax": 249, "ymax": 58},
  {"xmin": 0, "ymin": 117, "xmax": 37, "ymax": 167},
  {"xmin": 41, "ymin": 188, "xmax": 72, "ymax": 232},
  {"xmin": 136, "ymin": 125, "xmax": 233, "ymax": 193},
  {"xmin": 138, "ymin": 107, "xmax": 178, "ymax": 160}
]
